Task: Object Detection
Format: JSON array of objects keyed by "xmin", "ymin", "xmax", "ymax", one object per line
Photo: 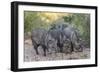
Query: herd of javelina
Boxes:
[{"xmin": 24, "ymin": 23, "xmax": 90, "ymax": 62}]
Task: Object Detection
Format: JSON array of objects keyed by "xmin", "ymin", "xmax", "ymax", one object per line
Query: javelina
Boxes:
[
  {"xmin": 48, "ymin": 28, "xmax": 64, "ymax": 53},
  {"xmin": 63, "ymin": 25, "xmax": 83, "ymax": 52},
  {"xmin": 31, "ymin": 28, "xmax": 57, "ymax": 56},
  {"xmin": 50, "ymin": 23, "xmax": 83, "ymax": 53},
  {"xmin": 49, "ymin": 23, "xmax": 70, "ymax": 53}
]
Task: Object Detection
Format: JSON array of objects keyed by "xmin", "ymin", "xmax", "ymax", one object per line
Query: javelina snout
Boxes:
[{"xmin": 74, "ymin": 42, "xmax": 83, "ymax": 52}]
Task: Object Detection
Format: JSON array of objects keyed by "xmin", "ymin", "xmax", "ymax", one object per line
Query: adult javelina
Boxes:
[
  {"xmin": 49, "ymin": 23, "xmax": 68, "ymax": 52},
  {"xmin": 63, "ymin": 26, "xmax": 83, "ymax": 52},
  {"xmin": 31, "ymin": 28, "xmax": 57, "ymax": 56},
  {"xmin": 49, "ymin": 28, "xmax": 64, "ymax": 52}
]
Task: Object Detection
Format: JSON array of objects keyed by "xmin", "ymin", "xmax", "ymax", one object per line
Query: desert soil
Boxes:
[{"xmin": 24, "ymin": 39, "xmax": 90, "ymax": 62}]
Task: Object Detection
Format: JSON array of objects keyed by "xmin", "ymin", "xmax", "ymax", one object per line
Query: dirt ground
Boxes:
[{"xmin": 24, "ymin": 39, "xmax": 90, "ymax": 62}]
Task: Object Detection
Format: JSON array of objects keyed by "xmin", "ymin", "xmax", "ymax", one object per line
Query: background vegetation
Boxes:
[{"xmin": 24, "ymin": 11, "xmax": 90, "ymax": 47}]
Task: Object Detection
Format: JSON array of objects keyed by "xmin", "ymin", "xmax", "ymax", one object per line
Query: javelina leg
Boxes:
[
  {"xmin": 70, "ymin": 41, "xmax": 74, "ymax": 53},
  {"xmin": 42, "ymin": 45, "xmax": 47, "ymax": 56},
  {"xmin": 34, "ymin": 45, "xmax": 39, "ymax": 55},
  {"xmin": 57, "ymin": 43, "xmax": 63, "ymax": 53},
  {"xmin": 31, "ymin": 39, "xmax": 39, "ymax": 55}
]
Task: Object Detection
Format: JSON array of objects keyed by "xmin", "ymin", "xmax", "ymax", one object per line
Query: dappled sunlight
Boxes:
[{"xmin": 37, "ymin": 12, "xmax": 70, "ymax": 24}]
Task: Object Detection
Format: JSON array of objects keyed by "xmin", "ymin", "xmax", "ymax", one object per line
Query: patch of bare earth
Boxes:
[{"xmin": 24, "ymin": 39, "xmax": 90, "ymax": 62}]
